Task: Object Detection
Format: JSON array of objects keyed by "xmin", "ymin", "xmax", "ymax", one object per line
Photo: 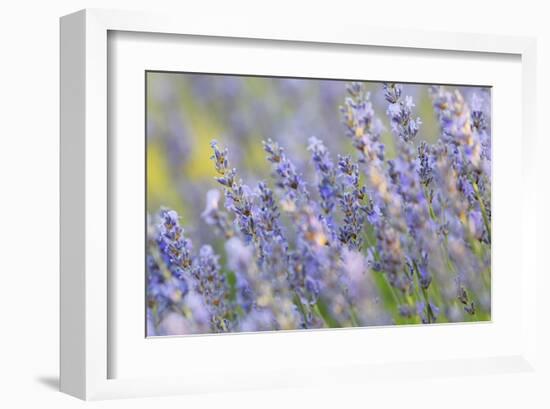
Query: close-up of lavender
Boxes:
[{"xmin": 146, "ymin": 74, "xmax": 491, "ymax": 336}]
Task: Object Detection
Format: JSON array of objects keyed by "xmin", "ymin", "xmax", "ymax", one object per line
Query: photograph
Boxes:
[{"xmin": 145, "ymin": 72, "xmax": 492, "ymax": 336}]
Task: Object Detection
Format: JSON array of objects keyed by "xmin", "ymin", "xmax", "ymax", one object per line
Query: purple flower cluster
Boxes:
[{"xmin": 147, "ymin": 80, "xmax": 491, "ymax": 335}]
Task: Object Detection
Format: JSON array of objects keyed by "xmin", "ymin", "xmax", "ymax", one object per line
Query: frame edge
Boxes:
[
  {"xmin": 59, "ymin": 7, "xmax": 540, "ymax": 400},
  {"xmin": 60, "ymin": 9, "xmax": 87, "ymax": 400}
]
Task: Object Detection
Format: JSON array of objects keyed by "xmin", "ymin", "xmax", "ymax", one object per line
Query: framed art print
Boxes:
[{"xmin": 60, "ymin": 9, "xmax": 539, "ymax": 400}]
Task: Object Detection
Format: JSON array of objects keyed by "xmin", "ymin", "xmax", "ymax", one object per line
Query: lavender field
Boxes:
[{"xmin": 146, "ymin": 72, "xmax": 491, "ymax": 336}]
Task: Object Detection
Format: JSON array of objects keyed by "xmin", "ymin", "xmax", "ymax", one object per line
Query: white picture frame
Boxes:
[{"xmin": 60, "ymin": 8, "xmax": 539, "ymax": 400}]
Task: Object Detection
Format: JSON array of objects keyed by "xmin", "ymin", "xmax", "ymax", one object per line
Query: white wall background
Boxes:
[{"xmin": 0, "ymin": 0, "xmax": 547, "ymax": 407}]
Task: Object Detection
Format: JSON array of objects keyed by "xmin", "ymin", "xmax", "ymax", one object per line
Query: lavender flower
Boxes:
[
  {"xmin": 157, "ymin": 208, "xmax": 192, "ymax": 273},
  {"xmin": 340, "ymin": 82, "xmax": 385, "ymax": 163},
  {"xmin": 147, "ymin": 210, "xmax": 194, "ymax": 331},
  {"xmin": 417, "ymin": 141, "xmax": 433, "ymax": 187},
  {"xmin": 307, "ymin": 136, "xmax": 338, "ymax": 216},
  {"xmin": 191, "ymin": 245, "xmax": 232, "ymax": 332},
  {"xmin": 263, "ymin": 138, "xmax": 309, "ymax": 207},
  {"xmin": 211, "ymin": 140, "xmax": 256, "ymax": 243},
  {"xmin": 429, "ymin": 86, "xmax": 482, "ymax": 170},
  {"xmin": 336, "ymin": 155, "xmax": 369, "ymax": 249},
  {"xmin": 201, "ymin": 189, "xmax": 233, "ymax": 238},
  {"xmin": 470, "ymin": 92, "xmax": 491, "ymax": 161},
  {"xmin": 383, "ymin": 83, "xmax": 422, "ymax": 142},
  {"xmin": 256, "ymin": 181, "xmax": 285, "ymax": 243}
]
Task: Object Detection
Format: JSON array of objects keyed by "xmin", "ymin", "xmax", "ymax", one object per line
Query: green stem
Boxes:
[
  {"xmin": 424, "ymin": 187, "xmax": 436, "ymax": 221},
  {"xmin": 313, "ymin": 303, "xmax": 330, "ymax": 327},
  {"xmin": 293, "ymin": 292, "xmax": 309, "ymax": 326},
  {"xmin": 349, "ymin": 306, "xmax": 360, "ymax": 327},
  {"xmin": 412, "ymin": 260, "xmax": 435, "ymax": 323}
]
